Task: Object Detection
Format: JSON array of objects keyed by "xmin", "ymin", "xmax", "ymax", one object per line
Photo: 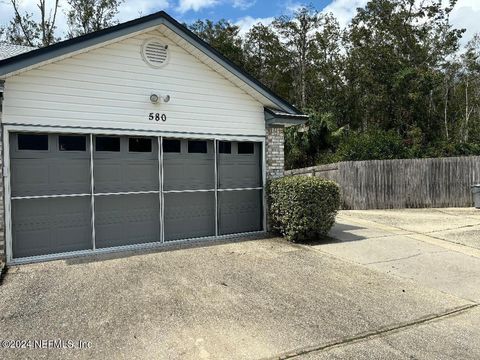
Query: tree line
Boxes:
[{"xmin": 1, "ymin": 0, "xmax": 479, "ymax": 169}]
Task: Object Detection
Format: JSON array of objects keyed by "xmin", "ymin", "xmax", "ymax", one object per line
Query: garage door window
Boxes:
[
  {"xmin": 163, "ymin": 139, "xmax": 181, "ymax": 153},
  {"xmin": 237, "ymin": 142, "xmax": 254, "ymax": 154},
  {"xmin": 96, "ymin": 137, "xmax": 120, "ymax": 152},
  {"xmin": 18, "ymin": 134, "xmax": 48, "ymax": 151},
  {"xmin": 59, "ymin": 135, "xmax": 87, "ymax": 151},
  {"xmin": 218, "ymin": 141, "xmax": 231, "ymax": 154},
  {"xmin": 188, "ymin": 140, "xmax": 207, "ymax": 153},
  {"xmin": 129, "ymin": 137, "xmax": 152, "ymax": 153}
]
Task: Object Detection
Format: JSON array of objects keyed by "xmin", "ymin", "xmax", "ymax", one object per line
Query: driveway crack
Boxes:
[
  {"xmin": 364, "ymin": 250, "xmax": 448, "ymax": 265},
  {"xmin": 432, "ymin": 208, "xmax": 480, "ymax": 222},
  {"xmin": 265, "ymin": 303, "xmax": 479, "ymax": 360},
  {"xmin": 424, "ymin": 223, "xmax": 480, "ymax": 234},
  {"xmin": 343, "ymin": 216, "xmax": 480, "ymax": 256}
]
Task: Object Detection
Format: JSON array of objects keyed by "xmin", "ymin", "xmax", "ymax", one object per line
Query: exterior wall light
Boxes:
[
  {"xmin": 150, "ymin": 94, "xmax": 159, "ymax": 103},
  {"xmin": 150, "ymin": 94, "xmax": 171, "ymax": 104}
]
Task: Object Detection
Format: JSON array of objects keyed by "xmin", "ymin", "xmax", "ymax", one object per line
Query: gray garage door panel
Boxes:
[
  {"xmin": 10, "ymin": 133, "xmax": 90, "ymax": 197},
  {"xmin": 164, "ymin": 192, "xmax": 215, "ymax": 241},
  {"xmin": 95, "ymin": 193, "xmax": 160, "ymax": 248},
  {"xmin": 94, "ymin": 159, "xmax": 159, "ymax": 193},
  {"xmin": 219, "ymin": 190, "xmax": 262, "ymax": 235},
  {"xmin": 218, "ymin": 142, "xmax": 261, "ymax": 189},
  {"xmin": 11, "ymin": 158, "xmax": 91, "ymax": 197},
  {"xmin": 163, "ymin": 140, "xmax": 215, "ymax": 191},
  {"xmin": 12, "ymin": 197, "xmax": 92, "ymax": 258},
  {"xmin": 94, "ymin": 136, "xmax": 158, "ymax": 193}
]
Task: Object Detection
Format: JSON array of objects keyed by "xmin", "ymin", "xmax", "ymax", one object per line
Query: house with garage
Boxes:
[{"xmin": 0, "ymin": 11, "xmax": 307, "ymax": 266}]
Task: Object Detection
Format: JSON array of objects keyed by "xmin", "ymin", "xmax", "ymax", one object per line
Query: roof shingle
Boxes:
[{"xmin": 0, "ymin": 43, "xmax": 36, "ymax": 61}]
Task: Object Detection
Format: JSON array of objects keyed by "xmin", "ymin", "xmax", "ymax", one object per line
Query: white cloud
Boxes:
[
  {"xmin": 450, "ymin": 0, "xmax": 480, "ymax": 46},
  {"xmin": 232, "ymin": 0, "xmax": 255, "ymax": 10},
  {"xmin": 0, "ymin": 0, "xmax": 36, "ymax": 27},
  {"xmin": 176, "ymin": 0, "xmax": 219, "ymax": 13},
  {"xmin": 320, "ymin": 0, "xmax": 480, "ymax": 46},
  {"xmin": 282, "ymin": 0, "xmax": 303, "ymax": 14},
  {"xmin": 176, "ymin": 0, "xmax": 256, "ymax": 14},
  {"xmin": 117, "ymin": 0, "xmax": 169, "ymax": 22},
  {"xmin": 320, "ymin": 0, "xmax": 368, "ymax": 28},
  {"xmin": 235, "ymin": 16, "xmax": 274, "ymax": 36}
]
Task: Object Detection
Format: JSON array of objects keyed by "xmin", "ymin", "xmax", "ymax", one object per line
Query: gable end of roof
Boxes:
[{"xmin": 0, "ymin": 11, "xmax": 303, "ymax": 116}]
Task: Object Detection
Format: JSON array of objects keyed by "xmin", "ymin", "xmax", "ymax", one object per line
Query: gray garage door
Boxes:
[
  {"xmin": 163, "ymin": 139, "xmax": 215, "ymax": 241},
  {"xmin": 10, "ymin": 133, "xmax": 93, "ymax": 258},
  {"xmin": 217, "ymin": 141, "xmax": 262, "ymax": 235},
  {"xmin": 9, "ymin": 133, "xmax": 263, "ymax": 260},
  {"xmin": 93, "ymin": 136, "xmax": 160, "ymax": 248}
]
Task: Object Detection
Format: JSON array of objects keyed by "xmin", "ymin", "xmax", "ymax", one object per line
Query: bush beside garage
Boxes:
[{"xmin": 268, "ymin": 176, "xmax": 340, "ymax": 242}]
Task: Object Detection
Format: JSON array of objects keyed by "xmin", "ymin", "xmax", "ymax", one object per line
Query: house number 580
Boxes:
[{"xmin": 149, "ymin": 113, "xmax": 167, "ymax": 122}]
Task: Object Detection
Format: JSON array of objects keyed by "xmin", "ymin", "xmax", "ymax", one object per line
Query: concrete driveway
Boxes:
[
  {"xmin": 1, "ymin": 208, "xmax": 480, "ymax": 359},
  {"xmin": 306, "ymin": 208, "xmax": 480, "ymax": 359}
]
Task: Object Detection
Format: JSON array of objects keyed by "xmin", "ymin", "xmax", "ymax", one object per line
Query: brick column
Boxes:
[{"xmin": 266, "ymin": 126, "xmax": 284, "ymax": 180}]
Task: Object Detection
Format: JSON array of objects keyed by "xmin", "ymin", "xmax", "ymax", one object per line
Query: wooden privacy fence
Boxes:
[{"xmin": 285, "ymin": 156, "xmax": 480, "ymax": 209}]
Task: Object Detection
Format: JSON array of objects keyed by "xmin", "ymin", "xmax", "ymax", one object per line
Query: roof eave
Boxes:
[
  {"xmin": 266, "ymin": 118, "xmax": 307, "ymax": 127},
  {"xmin": 265, "ymin": 107, "xmax": 308, "ymax": 127}
]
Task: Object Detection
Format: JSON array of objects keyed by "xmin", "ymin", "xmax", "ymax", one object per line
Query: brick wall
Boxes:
[{"xmin": 266, "ymin": 126, "xmax": 284, "ymax": 180}]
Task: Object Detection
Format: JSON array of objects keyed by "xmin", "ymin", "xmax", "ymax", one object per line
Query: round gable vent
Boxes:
[{"xmin": 142, "ymin": 39, "xmax": 169, "ymax": 68}]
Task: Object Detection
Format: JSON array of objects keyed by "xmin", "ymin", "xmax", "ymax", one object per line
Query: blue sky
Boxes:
[
  {"xmin": 125, "ymin": 0, "xmax": 480, "ymax": 44},
  {"xmin": 0, "ymin": 0, "xmax": 479, "ymax": 44},
  {"xmin": 170, "ymin": 1, "xmax": 331, "ymax": 24},
  {"xmin": 165, "ymin": 0, "xmax": 332, "ymax": 36}
]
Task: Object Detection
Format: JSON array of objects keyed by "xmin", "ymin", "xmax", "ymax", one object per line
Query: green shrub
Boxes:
[
  {"xmin": 268, "ymin": 176, "xmax": 340, "ymax": 242},
  {"xmin": 335, "ymin": 130, "xmax": 408, "ymax": 161},
  {"xmin": 421, "ymin": 141, "xmax": 480, "ymax": 158}
]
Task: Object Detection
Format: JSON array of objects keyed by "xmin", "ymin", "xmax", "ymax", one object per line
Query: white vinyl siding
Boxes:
[{"xmin": 1, "ymin": 29, "xmax": 266, "ymax": 136}]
